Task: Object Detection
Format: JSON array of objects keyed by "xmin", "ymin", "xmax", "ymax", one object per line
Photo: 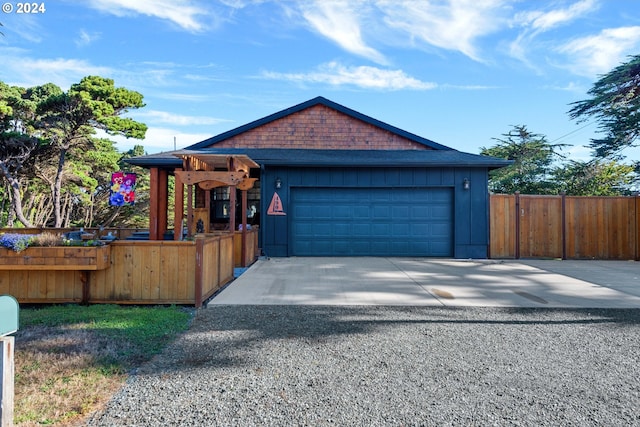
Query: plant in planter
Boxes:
[
  {"xmin": 63, "ymin": 239, "xmax": 106, "ymax": 247},
  {"xmin": 0, "ymin": 231, "xmax": 111, "ymax": 271},
  {"xmin": 0, "ymin": 233, "xmax": 34, "ymax": 252},
  {"xmin": 32, "ymin": 232, "xmax": 64, "ymax": 247},
  {"xmin": 0, "ymin": 232, "xmax": 106, "ymax": 253}
]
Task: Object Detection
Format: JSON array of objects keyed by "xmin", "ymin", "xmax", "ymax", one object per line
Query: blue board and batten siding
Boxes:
[{"xmin": 261, "ymin": 166, "xmax": 490, "ymax": 258}]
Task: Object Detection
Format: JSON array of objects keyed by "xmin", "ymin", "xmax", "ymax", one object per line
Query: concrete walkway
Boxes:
[{"xmin": 209, "ymin": 257, "xmax": 640, "ymax": 308}]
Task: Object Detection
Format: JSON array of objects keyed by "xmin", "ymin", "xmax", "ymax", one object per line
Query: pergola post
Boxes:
[
  {"xmin": 229, "ymin": 185, "xmax": 236, "ymax": 233},
  {"xmin": 228, "ymin": 157, "xmax": 236, "ymax": 233},
  {"xmin": 174, "ymin": 168, "xmax": 184, "ymax": 240},
  {"xmin": 149, "ymin": 167, "xmax": 160, "ymax": 240},
  {"xmin": 187, "ymin": 180, "xmax": 194, "ymax": 238},
  {"xmin": 149, "ymin": 168, "xmax": 169, "ymax": 241},
  {"xmin": 241, "ymin": 188, "xmax": 248, "ymax": 267},
  {"xmin": 158, "ymin": 169, "xmax": 169, "ymax": 239}
]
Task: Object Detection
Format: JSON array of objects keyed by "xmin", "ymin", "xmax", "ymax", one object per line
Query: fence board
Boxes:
[
  {"xmin": 91, "ymin": 241, "xmax": 198, "ymax": 304},
  {"xmin": 233, "ymin": 229, "xmax": 259, "ymax": 267},
  {"xmin": 519, "ymin": 195, "xmax": 563, "ymax": 258},
  {"xmin": 0, "ymin": 270, "xmax": 83, "ymax": 303},
  {"xmin": 565, "ymin": 197, "xmax": 636, "ymax": 259},
  {"xmin": 489, "ymin": 194, "xmax": 515, "ymax": 258}
]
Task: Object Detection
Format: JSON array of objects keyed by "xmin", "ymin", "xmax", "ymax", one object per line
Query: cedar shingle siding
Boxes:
[{"xmin": 213, "ymin": 105, "xmax": 429, "ymax": 150}]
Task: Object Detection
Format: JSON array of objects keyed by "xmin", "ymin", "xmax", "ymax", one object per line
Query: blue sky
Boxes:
[{"xmin": 1, "ymin": 0, "xmax": 639, "ymax": 160}]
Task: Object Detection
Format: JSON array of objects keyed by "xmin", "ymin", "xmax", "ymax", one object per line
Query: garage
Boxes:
[{"xmin": 291, "ymin": 187, "xmax": 453, "ymax": 256}]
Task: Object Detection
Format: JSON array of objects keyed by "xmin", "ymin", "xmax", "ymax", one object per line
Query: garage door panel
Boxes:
[
  {"xmin": 307, "ymin": 223, "xmax": 333, "ymax": 237},
  {"xmin": 334, "ymin": 224, "xmax": 350, "ymax": 236},
  {"xmin": 353, "ymin": 206, "xmax": 370, "ymax": 219},
  {"xmin": 372, "ymin": 206, "xmax": 391, "ymax": 218},
  {"xmin": 293, "ymin": 225, "xmax": 313, "ymax": 237},
  {"xmin": 411, "ymin": 207, "xmax": 430, "ymax": 219},
  {"xmin": 432, "ymin": 205, "xmax": 451, "ymax": 219},
  {"xmin": 430, "ymin": 241, "xmax": 452, "ymax": 255},
  {"xmin": 432, "ymin": 223, "xmax": 452, "ymax": 236},
  {"xmin": 391, "ymin": 206, "xmax": 410, "ymax": 219},
  {"xmin": 371, "ymin": 223, "xmax": 391, "ymax": 236},
  {"xmin": 392, "ymin": 223, "xmax": 411, "ymax": 237},
  {"xmin": 352, "ymin": 223, "xmax": 371, "ymax": 236},
  {"xmin": 291, "ymin": 187, "xmax": 453, "ymax": 256},
  {"xmin": 334, "ymin": 205, "xmax": 351, "ymax": 218},
  {"xmin": 432, "ymin": 190, "xmax": 452, "ymax": 202}
]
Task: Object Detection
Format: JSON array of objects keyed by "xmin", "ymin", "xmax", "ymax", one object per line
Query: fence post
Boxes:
[
  {"xmin": 487, "ymin": 193, "xmax": 492, "ymax": 259},
  {"xmin": 561, "ymin": 192, "xmax": 567, "ymax": 260},
  {"xmin": 636, "ymin": 194, "xmax": 640, "ymax": 261},
  {"xmin": 195, "ymin": 238, "xmax": 204, "ymax": 308},
  {"xmin": 514, "ymin": 191, "xmax": 520, "ymax": 259},
  {"xmin": 1, "ymin": 336, "xmax": 14, "ymax": 427}
]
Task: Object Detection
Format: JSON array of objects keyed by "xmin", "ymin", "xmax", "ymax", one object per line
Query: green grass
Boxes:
[
  {"xmin": 14, "ymin": 304, "xmax": 194, "ymax": 425},
  {"xmin": 21, "ymin": 304, "xmax": 193, "ymax": 365}
]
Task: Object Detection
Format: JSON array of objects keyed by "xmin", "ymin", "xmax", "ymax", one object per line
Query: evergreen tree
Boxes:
[
  {"xmin": 480, "ymin": 125, "xmax": 566, "ymax": 194},
  {"xmin": 569, "ymin": 54, "xmax": 640, "ymax": 159}
]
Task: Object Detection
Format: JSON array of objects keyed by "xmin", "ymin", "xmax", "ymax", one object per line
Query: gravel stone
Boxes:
[{"xmin": 87, "ymin": 306, "xmax": 640, "ymax": 426}]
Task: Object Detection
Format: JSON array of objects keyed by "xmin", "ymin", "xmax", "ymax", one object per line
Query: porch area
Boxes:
[{"xmin": 0, "ymin": 152, "xmax": 261, "ymax": 307}]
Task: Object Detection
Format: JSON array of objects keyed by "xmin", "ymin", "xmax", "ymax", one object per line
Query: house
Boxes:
[{"xmin": 127, "ymin": 96, "xmax": 510, "ymax": 258}]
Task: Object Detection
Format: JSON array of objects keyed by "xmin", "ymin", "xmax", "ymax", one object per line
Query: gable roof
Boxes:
[{"xmin": 185, "ymin": 96, "xmax": 453, "ymax": 151}]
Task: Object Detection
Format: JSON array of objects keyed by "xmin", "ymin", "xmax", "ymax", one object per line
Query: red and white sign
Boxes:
[{"xmin": 267, "ymin": 192, "xmax": 286, "ymax": 215}]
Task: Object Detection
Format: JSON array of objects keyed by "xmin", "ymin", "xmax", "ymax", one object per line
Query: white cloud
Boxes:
[
  {"xmin": 298, "ymin": 0, "xmax": 387, "ymax": 64},
  {"xmin": 84, "ymin": 0, "xmax": 210, "ymax": 32},
  {"xmin": 75, "ymin": 29, "xmax": 101, "ymax": 47},
  {"xmin": 509, "ymin": 0, "xmax": 599, "ymax": 69},
  {"xmin": 135, "ymin": 110, "xmax": 232, "ymax": 126},
  {"xmin": 103, "ymin": 127, "xmax": 213, "ymax": 153},
  {"xmin": 262, "ymin": 62, "xmax": 437, "ymax": 90},
  {"xmin": 514, "ymin": 0, "xmax": 597, "ymax": 32},
  {"xmin": 0, "ymin": 14, "xmax": 44, "ymax": 43},
  {"xmin": 557, "ymin": 26, "xmax": 640, "ymax": 77},
  {"xmin": 378, "ymin": 0, "xmax": 508, "ymax": 62},
  {"xmin": 0, "ymin": 52, "xmax": 113, "ymax": 88}
]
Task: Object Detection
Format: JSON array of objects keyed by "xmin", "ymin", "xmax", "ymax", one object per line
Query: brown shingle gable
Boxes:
[{"xmin": 209, "ymin": 105, "xmax": 431, "ymax": 150}]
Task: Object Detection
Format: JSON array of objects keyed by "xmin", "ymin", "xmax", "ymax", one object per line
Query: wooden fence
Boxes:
[
  {"xmin": 490, "ymin": 194, "xmax": 640, "ymax": 260},
  {"xmin": 0, "ymin": 234, "xmax": 237, "ymax": 307}
]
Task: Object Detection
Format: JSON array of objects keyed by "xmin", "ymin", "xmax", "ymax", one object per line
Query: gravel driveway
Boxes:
[{"xmin": 88, "ymin": 305, "xmax": 640, "ymax": 426}]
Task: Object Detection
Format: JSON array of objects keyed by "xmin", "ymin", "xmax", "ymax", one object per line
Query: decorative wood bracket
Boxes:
[
  {"xmin": 175, "ymin": 171, "xmax": 247, "ymax": 187},
  {"xmin": 237, "ymin": 178, "xmax": 258, "ymax": 191}
]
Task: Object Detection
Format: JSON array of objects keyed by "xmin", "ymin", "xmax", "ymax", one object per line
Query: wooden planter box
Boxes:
[{"xmin": 0, "ymin": 245, "xmax": 111, "ymax": 270}]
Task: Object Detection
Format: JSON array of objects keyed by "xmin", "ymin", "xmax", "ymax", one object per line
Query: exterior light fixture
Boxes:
[
  {"xmin": 463, "ymin": 178, "xmax": 470, "ymax": 190},
  {"xmin": 275, "ymin": 177, "xmax": 282, "ymax": 189}
]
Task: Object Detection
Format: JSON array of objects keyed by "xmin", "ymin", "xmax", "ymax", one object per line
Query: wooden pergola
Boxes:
[{"xmin": 147, "ymin": 151, "xmax": 259, "ymax": 242}]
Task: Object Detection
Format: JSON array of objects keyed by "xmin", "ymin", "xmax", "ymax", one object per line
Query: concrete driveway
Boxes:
[{"xmin": 208, "ymin": 257, "xmax": 640, "ymax": 308}]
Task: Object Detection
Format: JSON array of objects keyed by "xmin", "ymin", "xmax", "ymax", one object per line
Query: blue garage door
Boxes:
[{"xmin": 291, "ymin": 187, "xmax": 453, "ymax": 256}]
